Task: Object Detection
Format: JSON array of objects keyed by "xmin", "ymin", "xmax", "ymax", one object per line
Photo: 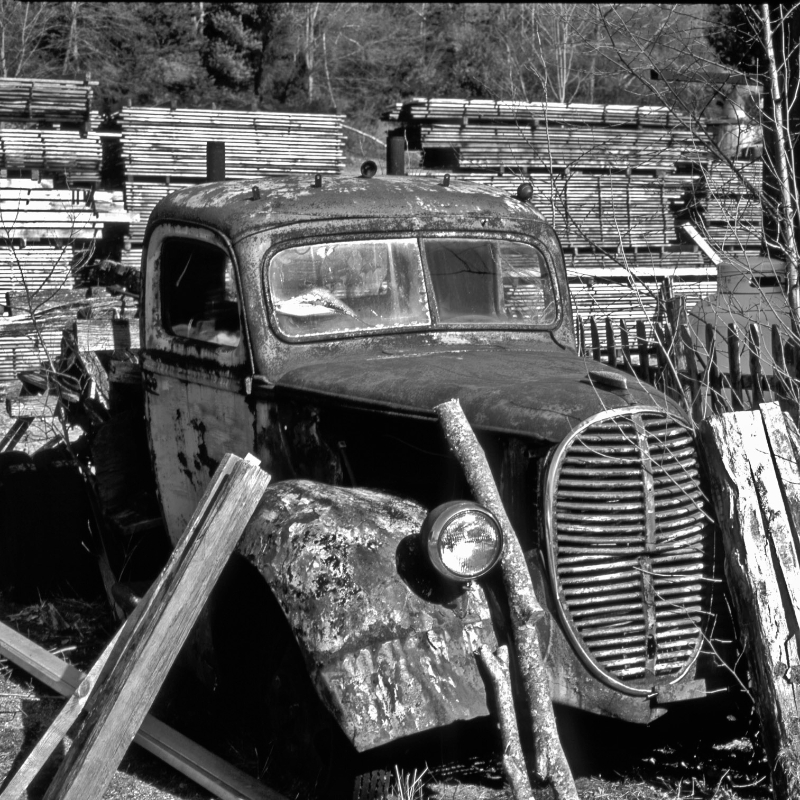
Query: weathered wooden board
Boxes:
[
  {"xmin": 700, "ymin": 411, "xmax": 800, "ymax": 799},
  {"xmin": 73, "ymin": 318, "xmax": 133, "ymax": 352},
  {"xmin": 42, "ymin": 453, "xmax": 271, "ymax": 800},
  {"xmin": 0, "ymin": 620, "xmax": 279, "ymax": 800},
  {"xmin": 761, "ymin": 403, "xmax": 800, "ymax": 549},
  {"xmin": 0, "ymin": 628, "xmax": 124, "ymax": 800}
]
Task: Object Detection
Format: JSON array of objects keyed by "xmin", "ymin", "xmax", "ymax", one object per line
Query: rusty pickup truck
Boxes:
[{"xmin": 140, "ymin": 168, "xmax": 724, "ymax": 793}]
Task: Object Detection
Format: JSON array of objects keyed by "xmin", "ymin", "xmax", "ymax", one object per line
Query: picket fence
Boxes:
[{"xmin": 575, "ymin": 291, "xmax": 800, "ymax": 422}]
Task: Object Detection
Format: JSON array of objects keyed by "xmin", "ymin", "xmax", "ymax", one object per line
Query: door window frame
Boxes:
[{"xmin": 144, "ymin": 223, "xmax": 247, "ymax": 369}]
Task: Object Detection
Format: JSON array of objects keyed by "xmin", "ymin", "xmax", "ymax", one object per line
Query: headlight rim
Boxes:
[{"xmin": 421, "ymin": 500, "xmax": 503, "ymax": 581}]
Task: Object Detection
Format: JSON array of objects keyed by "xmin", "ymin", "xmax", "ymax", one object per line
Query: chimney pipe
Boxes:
[
  {"xmin": 206, "ymin": 141, "xmax": 225, "ymax": 182},
  {"xmin": 386, "ymin": 133, "xmax": 406, "ymax": 175}
]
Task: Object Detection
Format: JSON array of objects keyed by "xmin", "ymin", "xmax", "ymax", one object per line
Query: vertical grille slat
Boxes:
[{"xmin": 545, "ymin": 407, "xmax": 715, "ymax": 694}]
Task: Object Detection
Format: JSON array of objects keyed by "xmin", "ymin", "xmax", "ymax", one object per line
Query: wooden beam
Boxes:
[
  {"xmin": 761, "ymin": 402, "xmax": 800, "ymax": 558},
  {"xmin": 40, "ymin": 453, "xmax": 271, "ymax": 800},
  {"xmin": 0, "ymin": 628, "xmax": 124, "ymax": 800},
  {"xmin": 699, "ymin": 411, "xmax": 800, "ymax": 799},
  {"xmin": 0, "ymin": 619, "xmax": 280, "ymax": 800},
  {"xmin": 73, "ymin": 318, "xmax": 132, "ymax": 352}
]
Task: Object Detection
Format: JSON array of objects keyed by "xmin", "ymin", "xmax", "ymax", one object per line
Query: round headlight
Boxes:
[{"xmin": 421, "ymin": 501, "xmax": 503, "ymax": 581}]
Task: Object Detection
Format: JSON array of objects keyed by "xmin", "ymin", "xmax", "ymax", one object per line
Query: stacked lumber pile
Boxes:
[
  {"xmin": 108, "ymin": 105, "xmax": 346, "ymax": 268},
  {"xmin": 388, "ymin": 97, "xmax": 761, "ymax": 333},
  {"xmin": 417, "ymin": 124, "xmax": 701, "ymax": 172},
  {"xmin": 428, "ymin": 170, "xmax": 693, "ymax": 248},
  {"xmin": 0, "ymin": 177, "xmax": 132, "ymax": 388},
  {"xmin": 684, "ymin": 161, "xmax": 763, "ymax": 250},
  {"xmin": 0, "ymin": 76, "xmax": 95, "ymax": 125},
  {"xmin": 114, "ymin": 107, "xmax": 345, "ymax": 179},
  {"xmin": 385, "ymin": 97, "xmax": 692, "ymax": 128},
  {"xmin": 0, "ymin": 127, "xmax": 102, "ymax": 183},
  {"xmin": 0, "ymin": 241, "xmax": 73, "ymax": 295},
  {"xmin": 0, "ymin": 78, "xmax": 136, "ymax": 399},
  {"xmin": 0, "ymin": 288, "xmax": 127, "ymax": 387},
  {"xmin": 0, "ymin": 179, "xmax": 129, "ymax": 242},
  {"xmin": 566, "ymin": 248, "xmax": 716, "ymax": 338}
]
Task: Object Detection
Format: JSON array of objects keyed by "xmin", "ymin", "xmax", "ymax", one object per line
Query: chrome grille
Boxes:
[{"xmin": 544, "ymin": 407, "xmax": 714, "ymax": 694}]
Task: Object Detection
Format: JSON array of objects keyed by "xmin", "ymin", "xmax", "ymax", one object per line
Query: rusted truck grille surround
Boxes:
[{"xmin": 543, "ymin": 406, "xmax": 714, "ymax": 696}]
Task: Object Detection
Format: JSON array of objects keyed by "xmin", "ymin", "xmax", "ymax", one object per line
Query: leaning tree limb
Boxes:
[
  {"xmin": 435, "ymin": 398, "xmax": 578, "ymax": 800},
  {"xmin": 477, "ymin": 644, "xmax": 533, "ymax": 800}
]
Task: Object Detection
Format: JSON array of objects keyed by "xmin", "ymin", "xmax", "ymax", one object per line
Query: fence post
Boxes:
[
  {"xmin": 728, "ymin": 323, "xmax": 744, "ymax": 411},
  {"xmin": 771, "ymin": 324, "xmax": 798, "ymax": 419},
  {"xmin": 705, "ymin": 322, "xmax": 723, "ymax": 415},
  {"xmin": 636, "ymin": 320, "xmax": 650, "ymax": 383},
  {"xmin": 656, "ymin": 276, "xmax": 674, "ymax": 325},
  {"xmin": 680, "ymin": 322, "xmax": 702, "ymax": 421},
  {"xmin": 619, "ymin": 320, "xmax": 634, "ymax": 375},
  {"xmin": 654, "ymin": 323, "xmax": 670, "ymax": 395},
  {"xmin": 590, "ymin": 317, "xmax": 601, "ymax": 363},
  {"xmin": 748, "ymin": 324, "xmax": 764, "ymax": 408},
  {"xmin": 576, "ymin": 316, "xmax": 585, "ymax": 357},
  {"xmin": 605, "ymin": 317, "xmax": 617, "ymax": 369}
]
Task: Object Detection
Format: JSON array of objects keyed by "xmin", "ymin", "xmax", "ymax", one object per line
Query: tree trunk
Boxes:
[{"xmin": 435, "ymin": 399, "xmax": 578, "ymax": 800}]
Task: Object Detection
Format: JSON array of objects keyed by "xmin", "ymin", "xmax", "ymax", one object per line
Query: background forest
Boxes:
[{"xmin": 0, "ymin": 2, "xmax": 750, "ymax": 148}]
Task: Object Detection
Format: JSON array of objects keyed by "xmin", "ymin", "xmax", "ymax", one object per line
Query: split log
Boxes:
[
  {"xmin": 435, "ymin": 398, "xmax": 578, "ymax": 800},
  {"xmin": 700, "ymin": 409, "xmax": 800, "ymax": 799},
  {"xmin": 41, "ymin": 452, "xmax": 271, "ymax": 800},
  {"xmin": 477, "ymin": 645, "xmax": 532, "ymax": 800}
]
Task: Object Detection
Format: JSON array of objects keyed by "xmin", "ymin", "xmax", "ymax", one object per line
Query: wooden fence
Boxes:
[{"xmin": 576, "ymin": 293, "xmax": 800, "ymax": 422}]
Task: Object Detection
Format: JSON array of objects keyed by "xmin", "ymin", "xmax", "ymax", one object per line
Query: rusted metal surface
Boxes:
[
  {"xmin": 148, "ymin": 176, "xmax": 546, "ymax": 241},
  {"xmin": 137, "ymin": 173, "xmax": 728, "ymax": 754},
  {"xmin": 543, "ymin": 406, "xmax": 714, "ymax": 697},
  {"xmin": 237, "ymin": 480, "xmax": 497, "ymax": 750},
  {"xmin": 274, "ymin": 346, "xmax": 679, "ymax": 445}
]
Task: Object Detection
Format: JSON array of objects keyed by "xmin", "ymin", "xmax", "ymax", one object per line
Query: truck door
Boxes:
[{"xmin": 142, "ymin": 223, "xmax": 255, "ymax": 545}]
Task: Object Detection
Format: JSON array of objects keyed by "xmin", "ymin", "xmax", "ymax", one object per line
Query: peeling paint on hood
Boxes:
[{"xmin": 275, "ymin": 345, "xmax": 678, "ymax": 443}]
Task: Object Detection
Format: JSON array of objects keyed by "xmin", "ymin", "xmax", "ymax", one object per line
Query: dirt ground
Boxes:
[{"xmin": 0, "ymin": 595, "xmax": 772, "ymax": 800}]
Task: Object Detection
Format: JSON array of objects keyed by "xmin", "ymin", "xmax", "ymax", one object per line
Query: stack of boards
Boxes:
[
  {"xmin": 386, "ymin": 97, "xmax": 763, "ymax": 346},
  {"xmin": 109, "ymin": 107, "xmax": 346, "ymax": 271},
  {"xmin": 0, "ymin": 78, "xmax": 129, "ymax": 391}
]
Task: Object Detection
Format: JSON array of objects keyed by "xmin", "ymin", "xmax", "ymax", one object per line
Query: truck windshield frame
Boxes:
[{"xmin": 265, "ymin": 233, "xmax": 561, "ymax": 341}]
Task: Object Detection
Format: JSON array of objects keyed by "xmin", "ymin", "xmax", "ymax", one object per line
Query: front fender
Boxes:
[{"xmin": 237, "ymin": 479, "xmax": 498, "ymax": 750}]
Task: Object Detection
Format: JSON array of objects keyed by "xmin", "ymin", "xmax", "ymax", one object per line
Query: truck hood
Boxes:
[{"xmin": 275, "ymin": 346, "xmax": 677, "ymax": 444}]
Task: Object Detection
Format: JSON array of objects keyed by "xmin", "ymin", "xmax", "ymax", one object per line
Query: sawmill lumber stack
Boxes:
[
  {"xmin": 108, "ymin": 105, "xmax": 346, "ymax": 270},
  {"xmin": 384, "ymin": 97, "xmax": 693, "ymax": 128},
  {"xmin": 390, "ymin": 97, "xmax": 763, "ymax": 336},
  {"xmin": 566, "ymin": 248, "xmax": 716, "ymax": 344},
  {"xmin": 0, "ymin": 76, "xmax": 96, "ymax": 126},
  {"xmin": 0, "ymin": 77, "xmax": 136, "ymax": 397},
  {"xmin": 0, "ymin": 128, "xmax": 102, "ymax": 183}
]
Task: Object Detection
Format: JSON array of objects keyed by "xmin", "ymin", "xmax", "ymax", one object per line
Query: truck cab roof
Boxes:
[{"xmin": 148, "ymin": 174, "xmax": 548, "ymax": 243}]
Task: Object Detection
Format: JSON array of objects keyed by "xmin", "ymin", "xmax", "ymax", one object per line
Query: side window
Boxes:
[{"xmin": 160, "ymin": 237, "xmax": 241, "ymax": 347}]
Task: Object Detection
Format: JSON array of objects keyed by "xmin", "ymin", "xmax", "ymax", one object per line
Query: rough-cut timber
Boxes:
[
  {"xmin": 435, "ymin": 398, "xmax": 578, "ymax": 800},
  {"xmin": 41, "ymin": 453, "xmax": 271, "ymax": 800},
  {"xmin": 700, "ymin": 408, "xmax": 800, "ymax": 799},
  {"xmin": 0, "ymin": 620, "xmax": 279, "ymax": 800},
  {"xmin": 0, "ymin": 627, "xmax": 124, "ymax": 800}
]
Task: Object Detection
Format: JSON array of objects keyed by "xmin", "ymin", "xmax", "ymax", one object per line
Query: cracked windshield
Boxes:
[{"xmin": 269, "ymin": 237, "xmax": 557, "ymax": 336}]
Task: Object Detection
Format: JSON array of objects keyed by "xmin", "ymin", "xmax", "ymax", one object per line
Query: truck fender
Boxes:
[{"xmin": 235, "ymin": 479, "xmax": 498, "ymax": 751}]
